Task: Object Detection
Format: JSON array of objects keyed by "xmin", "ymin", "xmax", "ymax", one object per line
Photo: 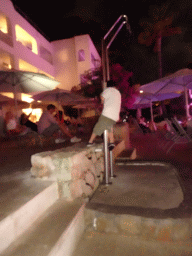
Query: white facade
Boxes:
[
  {"xmin": 52, "ymin": 35, "xmax": 101, "ymax": 90},
  {"xmin": 0, "ymin": 0, "xmax": 101, "ymax": 92},
  {"xmin": 0, "ymin": 0, "xmax": 55, "ymax": 76}
]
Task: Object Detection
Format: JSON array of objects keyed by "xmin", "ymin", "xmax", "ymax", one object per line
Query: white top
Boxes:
[
  {"xmin": 101, "ymin": 87, "xmax": 121, "ymax": 122},
  {"xmin": 38, "ymin": 110, "xmax": 58, "ymax": 134}
]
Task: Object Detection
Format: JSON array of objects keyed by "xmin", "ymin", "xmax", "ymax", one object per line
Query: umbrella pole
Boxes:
[
  {"xmin": 150, "ymin": 100, "xmax": 154, "ymax": 122},
  {"xmin": 13, "ymin": 85, "xmax": 19, "ymax": 119},
  {"xmin": 184, "ymin": 87, "xmax": 190, "ymax": 119}
]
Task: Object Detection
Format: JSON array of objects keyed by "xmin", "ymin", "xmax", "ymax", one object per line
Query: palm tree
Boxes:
[{"xmin": 138, "ymin": 3, "xmax": 181, "ymax": 78}]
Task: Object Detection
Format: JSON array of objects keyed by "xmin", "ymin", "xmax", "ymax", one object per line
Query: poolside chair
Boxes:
[
  {"xmin": 159, "ymin": 118, "xmax": 190, "ymax": 154},
  {"xmin": 171, "ymin": 117, "xmax": 192, "ymax": 142},
  {"xmin": 132, "ymin": 118, "xmax": 144, "ymax": 134}
]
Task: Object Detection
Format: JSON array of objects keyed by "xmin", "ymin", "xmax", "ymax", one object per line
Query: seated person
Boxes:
[
  {"xmin": 62, "ymin": 107, "xmax": 84, "ymax": 134},
  {"xmin": 181, "ymin": 117, "xmax": 192, "ymax": 136},
  {"xmin": 38, "ymin": 104, "xmax": 81, "ymax": 143},
  {"xmin": 55, "ymin": 110, "xmax": 65, "ymax": 124},
  {"xmin": 55, "ymin": 111, "xmax": 71, "ymax": 126},
  {"xmin": 139, "ymin": 116, "xmax": 151, "ymax": 133},
  {"xmin": 20, "ymin": 112, "xmax": 38, "ymax": 132},
  {"xmin": 180, "ymin": 116, "xmax": 188, "ymax": 130},
  {"xmin": 148, "ymin": 120, "xmax": 157, "ymax": 132},
  {"xmin": 154, "ymin": 115, "xmax": 170, "ymax": 131},
  {"xmin": 5, "ymin": 111, "xmax": 26, "ymax": 137}
]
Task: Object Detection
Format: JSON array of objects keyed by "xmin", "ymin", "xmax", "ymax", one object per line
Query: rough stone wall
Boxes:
[
  {"xmin": 30, "ymin": 122, "xmax": 130, "ymax": 201},
  {"xmin": 30, "ymin": 144, "xmax": 104, "ymax": 201}
]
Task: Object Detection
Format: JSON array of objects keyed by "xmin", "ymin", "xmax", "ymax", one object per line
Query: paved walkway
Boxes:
[
  {"xmin": 1, "ymin": 130, "xmax": 192, "ymax": 256},
  {"xmin": 73, "ymin": 132, "xmax": 192, "ymax": 256},
  {"xmin": 86, "ymin": 132, "xmax": 192, "ymax": 218},
  {"xmin": 130, "ymin": 132, "xmax": 192, "ymax": 212}
]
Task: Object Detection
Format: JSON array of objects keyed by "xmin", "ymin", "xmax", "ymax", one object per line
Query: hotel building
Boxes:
[{"xmin": 0, "ymin": 0, "xmax": 101, "ymax": 119}]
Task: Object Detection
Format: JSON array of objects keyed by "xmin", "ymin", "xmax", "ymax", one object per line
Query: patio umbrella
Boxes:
[
  {"xmin": 131, "ymin": 92, "xmax": 181, "ymax": 121},
  {"xmin": 139, "ymin": 68, "xmax": 192, "ymax": 118},
  {"xmin": 32, "ymin": 88, "xmax": 89, "ymax": 106},
  {"xmin": 0, "ymin": 70, "xmax": 60, "ymax": 94},
  {"xmin": 0, "ymin": 70, "xmax": 60, "ymax": 115},
  {"xmin": 0, "ymin": 70, "xmax": 59, "ymax": 93}
]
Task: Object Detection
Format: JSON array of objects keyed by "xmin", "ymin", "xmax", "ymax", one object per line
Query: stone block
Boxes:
[
  {"xmin": 71, "ymin": 167, "xmax": 85, "ymax": 180},
  {"xmin": 141, "ymin": 218, "xmax": 156, "ymax": 241},
  {"xmin": 77, "ymin": 157, "xmax": 93, "ymax": 173},
  {"xmin": 171, "ymin": 219, "xmax": 190, "ymax": 241},
  {"xmin": 88, "ymin": 163, "xmax": 97, "ymax": 177},
  {"xmin": 71, "ymin": 151, "xmax": 87, "ymax": 166},
  {"xmin": 84, "ymin": 209, "xmax": 97, "ymax": 229},
  {"xmin": 30, "ymin": 152, "xmax": 57, "ymax": 178},
  {"xmin": 155, "ymin": 219, "xmax": 174, "ymax": 242},
  {"xmin": 94, "ymin": 158, "xmax": 104, "ymax": 177},
  {"xmin": 96, "ymin": 217, "xmax": 107, "ymax": 232},
  {"xmin": 85, "ymin": 171, "xmax": 95, "ymax": 188},
  {"xmin": 69, "ymin": 179, "xmax": 93, "ymax": 199},
  {"xmin": 90, "ymin": 152, "xmax": 97, "ymax": 163},
  {"xmin": 57, "ymin": 158, "xmax": 75, "ymax": 181},
  {"xmin": 118, "ymin": 215, "xmax": 141, "ymax": 235},
  {"xmin": 30, "ymin": 140, "xmax": 126, "ymax": 201},
  {"xmin": 58, "ymin": 180, "xmax": 72, "ymax": 200},
  {"xmin": 92, "ymin": 178, "xmax": 100, "ymax": 193}
]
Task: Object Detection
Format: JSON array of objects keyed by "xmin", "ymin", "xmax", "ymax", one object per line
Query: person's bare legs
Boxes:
[
  {"xmin": 58, "ymin": 123, "xmax": 81, "ymax": 143},
  {"xmin": 88, "ymin": 128, "xmax": 114, "ymax": 144},
  {"xmin": 108, "ymin": 127, "xmax": 114, "ymax": 143},
  {"xmin": 58, "ymin": 123, "xmax": 73, "ymax": 138},
  {"xmin": 88, "ymin": 133, "xmax": 97, "ymax": 144}
]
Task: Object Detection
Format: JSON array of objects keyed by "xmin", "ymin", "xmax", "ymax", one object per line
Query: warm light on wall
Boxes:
[
  {"xmin": 21, "ymin": 93, "xmax": 34, "ymax": 103},
  {"xmin": 58, "ymin": 50, "xmax": 69, "ymax": 62},
  {"xmin": 0, "ymin": 92, "xmax": 14, "ymax": 98},
  {"xmin": 39, "ymin": 70, "xmax": 55, "ymax": 79},
  {"xmin": 1, "ymin": 92, "xmax": 34, "ymax": 103},
  {"xmin": 22, "ymin": 108, "xmax": 42, "ymax": 123},
  {"xmin": 0, "ymin": 51, "xmax": 12, "ymax": 70},
  {"xmin": 15, "ymin": 25, "xmax": 38, "ymax": 54},
  {"xmin": 19, "ymin": 59, "xmax": 38, "ymax": 72}
]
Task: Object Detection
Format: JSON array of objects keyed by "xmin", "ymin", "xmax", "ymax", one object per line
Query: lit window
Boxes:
[
  {"xmin": 0, "ymin": 13, "xmax": 7, "ymax": 33},
  {"xmin": 0, "ymin": 51, "xmax": 12, "ymax": 69},
  {"xmin": 0, "ymin": 13, "xmax": 13, "ymax": 47},
  {"xmin": 78, "ymin": 49, "xmax": 85, "ymax": 61},
  {"xmin": 15, "ymin": 25, "xmax": 38, "ymax": 54}
]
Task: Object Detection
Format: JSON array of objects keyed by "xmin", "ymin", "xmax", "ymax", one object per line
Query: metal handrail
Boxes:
[
  {"xmin": 102, "ymin": 14, "xmax": 131, "ymax": 89},
  {"xmin": 101, "ymin": 15, "xmax": 131, "ymax": 185}
]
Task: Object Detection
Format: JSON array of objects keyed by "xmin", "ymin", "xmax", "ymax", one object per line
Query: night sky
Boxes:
[{"xmin": 10, "ymin": 0, "xmax": 192, "ymax": 85}]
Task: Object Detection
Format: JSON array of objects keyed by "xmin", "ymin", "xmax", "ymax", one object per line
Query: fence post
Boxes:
[
  {"xmin": 103, "ymin": 129, "xmax": 112, "ymax": 185},
  {"xmin": 109, "ymin": 150, "xmax": 116, "ymax": 178}
]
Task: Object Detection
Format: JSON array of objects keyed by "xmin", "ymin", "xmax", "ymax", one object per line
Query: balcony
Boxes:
[
  {"xmin": 15, "ymin": 25, "xmax": 38, "ymax": 54},
  {"xmin": 39, "ymin": 46, "xmax": 53, "ymax": 64},
  {"xmin": 0, "ymin": 12, "xmax": 13, "ymax": 47}
]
